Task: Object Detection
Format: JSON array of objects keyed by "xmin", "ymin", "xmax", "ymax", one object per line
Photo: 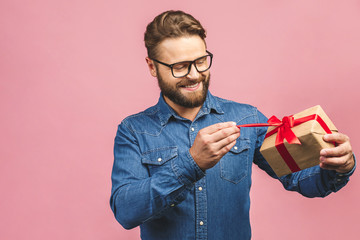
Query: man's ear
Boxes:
[{"xmin": 145, "ymin": 57, "xmax": 157, "ymax": 77}]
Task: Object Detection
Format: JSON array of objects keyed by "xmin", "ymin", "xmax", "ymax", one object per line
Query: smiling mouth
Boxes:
[{"xmin": 183, "ymin": 82, "xmax": 199, "ymax": 88}]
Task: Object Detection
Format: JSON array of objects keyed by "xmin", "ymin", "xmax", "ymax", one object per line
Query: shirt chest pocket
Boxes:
[
  {"xmin": 141, "ymin": 147, "xmax": 178, "ymax": 176},
  {"xmin": 220, "ymin": 138, "xmax": 250, "ymax": 184}
]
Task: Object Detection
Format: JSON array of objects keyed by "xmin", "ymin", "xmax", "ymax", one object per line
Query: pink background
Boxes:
[{"xmin": 1, "ymin": 0, "xmax": 359, "ymax": 239}]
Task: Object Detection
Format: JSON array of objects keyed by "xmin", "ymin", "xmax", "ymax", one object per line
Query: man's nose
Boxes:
[{"xmin": 186, "ymin": 63, "xmax": 199, "ymax": 80}]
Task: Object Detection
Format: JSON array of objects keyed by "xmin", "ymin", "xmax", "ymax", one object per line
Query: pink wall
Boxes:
[{"xmin": 1, "ymin": 1, "xmax": 359, "ymax": 239}]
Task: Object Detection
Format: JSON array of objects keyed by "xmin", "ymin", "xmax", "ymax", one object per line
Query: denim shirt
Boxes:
[{"xmin": 110, "ymin": 92, "xmax": 354, "ymax": 240}]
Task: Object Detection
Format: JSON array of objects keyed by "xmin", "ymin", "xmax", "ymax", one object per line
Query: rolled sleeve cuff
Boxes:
[{"xmin": 324, "ymin": 154, "xmax": 356, "ymax": 191}]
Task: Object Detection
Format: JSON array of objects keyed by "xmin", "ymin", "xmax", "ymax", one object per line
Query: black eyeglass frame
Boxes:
[{"xmin": 151, "ymin": 50, "xmax": 213, "ymax": 78}]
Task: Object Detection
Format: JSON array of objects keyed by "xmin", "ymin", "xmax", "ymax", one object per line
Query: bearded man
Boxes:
[{"xmin": 110, "ymin": 10, "xmax": 355, "ymax": 240}]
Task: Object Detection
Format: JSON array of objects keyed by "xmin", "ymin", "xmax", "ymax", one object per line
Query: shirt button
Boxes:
[
  {"xmin": 234, "ymin": 146, "xmax": 238, "ymax": 150},
  {"xmin": 191, "ymin": 127, "xmax": 195, "ymax": 132},
  {"xmin": 337, "ymin": 179, "xmax": 342, "ymax": 182},
  {"xmin": 170, "ymin": 204, "xmax": 175, "ymax": 207},
  {"xmin": 199, "ymin": 221, "xmax": 204, "ymax": 226},
  {"xmin": 157, "ymin": 158, "xmax": 162, "ymax": 162},
  {"xmin": 198, "ymin": 187, "xmax": 203, "ymax": 191}
]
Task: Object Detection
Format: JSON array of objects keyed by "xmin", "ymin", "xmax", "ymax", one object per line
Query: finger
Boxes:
[
  {"xmin": 210, "ymin": 125, "xmax": 240, "ymax": 142},
  {"xmin": 320, "ymin": 144, "xmax": 349, "ymax": 157},
  {"xmin": 319, "ymin": 162, "xmax": 339, "ymax": 171},
  {"xmin": 319, "ymin": 155, "xmax": 347, "ymax": 167},
  {"xmin": 218, "ymin": 138, "xmax": 238, "ymax": 156},
  {"xmin": 319, "ymin": 162, "xmax": 352, "ymax": 173},
  {"xmin": 323, "ymin": 132, "xmax": 349, "ymax": 144},
  {"xmin": 214, "ymin": 131, "xmax": 240, "ymax": 150},
  {"xmin": 203, "ymin": 122, "xmax": 237, "ymax": 134}
]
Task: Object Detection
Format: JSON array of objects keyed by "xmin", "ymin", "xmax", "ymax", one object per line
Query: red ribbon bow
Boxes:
[{"xmin": 267, "ymin": 115, "xmax": 301, "ymax": 146}]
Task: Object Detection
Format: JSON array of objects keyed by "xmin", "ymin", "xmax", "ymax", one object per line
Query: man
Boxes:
[{"xmin": 110, "ymin": 10, "xmax": 355, "ymax": 240}]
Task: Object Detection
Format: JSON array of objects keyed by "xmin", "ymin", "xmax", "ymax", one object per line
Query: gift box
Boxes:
[{"xmin": 259, "ymin": 105, "xmax": 338, "ymax": 177}]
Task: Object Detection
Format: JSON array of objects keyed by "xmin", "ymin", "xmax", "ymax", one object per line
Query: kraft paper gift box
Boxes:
[{"xmin": 259, "ymin": 105, "xmax": 338, "ymax": 177}]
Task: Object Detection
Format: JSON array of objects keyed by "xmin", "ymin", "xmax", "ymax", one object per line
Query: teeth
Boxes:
[{"xmin": 184, "ymin": 83, "xmax": 199, "ymax": 88}]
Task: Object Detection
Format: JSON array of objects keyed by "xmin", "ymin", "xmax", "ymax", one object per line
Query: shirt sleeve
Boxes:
[
  {"xmin": 252, "ymin": 108, "xmax": 356, "ymax": 198},
  {"xmin": 110, "ymin": 121, "xmax": 205, "ymax": 229}
]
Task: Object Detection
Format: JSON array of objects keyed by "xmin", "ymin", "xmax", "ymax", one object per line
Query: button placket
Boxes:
[
  {"xmin": 189, "ymin": 123, "xmax": 197, "ymax": 147},
  {"xmin": 189, "ymin": 122, "xmax": 207, "ymax": 238},
  {"xmin": 195, "ymin": 177, "xmax": 207, "ymax": 239}
]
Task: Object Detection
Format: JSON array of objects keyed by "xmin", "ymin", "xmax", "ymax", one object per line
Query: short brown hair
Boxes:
[{"xmin": 144, "ymin": 10, "xmax": 207, "ymax": 59}]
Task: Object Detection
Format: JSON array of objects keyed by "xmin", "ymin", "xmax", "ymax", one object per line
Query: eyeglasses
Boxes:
[{"xmin": 151, "ymin": 50, "xmax": 213, "ymax": 78}]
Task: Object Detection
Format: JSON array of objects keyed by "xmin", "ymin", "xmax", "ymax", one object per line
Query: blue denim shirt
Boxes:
[{"xmin": 110, "ymin": 92, "xmax": 354, "ymax": 240}]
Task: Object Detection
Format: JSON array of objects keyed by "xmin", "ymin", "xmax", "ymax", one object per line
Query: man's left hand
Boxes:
[{"xmin": 319, "ymin": 132, "xmax": 355, "ymax": 173}]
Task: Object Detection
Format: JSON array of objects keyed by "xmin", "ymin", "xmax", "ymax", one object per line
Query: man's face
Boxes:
[{"xmin": 153, "ymin": 36, "xmax": 210, "ymax": 109}]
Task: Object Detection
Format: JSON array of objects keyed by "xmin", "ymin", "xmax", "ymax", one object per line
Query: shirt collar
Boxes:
[{"xmin": 156, "ymin": 91, "xmax": 224, "ymax": 126}]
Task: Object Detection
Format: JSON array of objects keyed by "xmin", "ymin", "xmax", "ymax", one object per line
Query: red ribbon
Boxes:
[{"xmin": 237, "ymin": 114, "xmax": 332, "ymax": 173}]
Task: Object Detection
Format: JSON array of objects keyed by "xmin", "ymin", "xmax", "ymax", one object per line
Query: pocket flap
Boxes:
[
  {"xmin": 141, "ymin": 147, "xmax": 178, "ymax": 166},
  {"xmin": 229, "ymin": 138, "xmax": 250, "ymax": 154}
]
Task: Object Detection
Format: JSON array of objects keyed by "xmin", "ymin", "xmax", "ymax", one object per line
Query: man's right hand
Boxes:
[{"xmin": 189, "ymin": 122, "xmax": 240, "ymax": 171}]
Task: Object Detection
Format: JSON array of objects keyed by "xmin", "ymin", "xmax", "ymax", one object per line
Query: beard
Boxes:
[{"xmin": 157, "ymin": 72, "xmax": 210, "ymax": 108}]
